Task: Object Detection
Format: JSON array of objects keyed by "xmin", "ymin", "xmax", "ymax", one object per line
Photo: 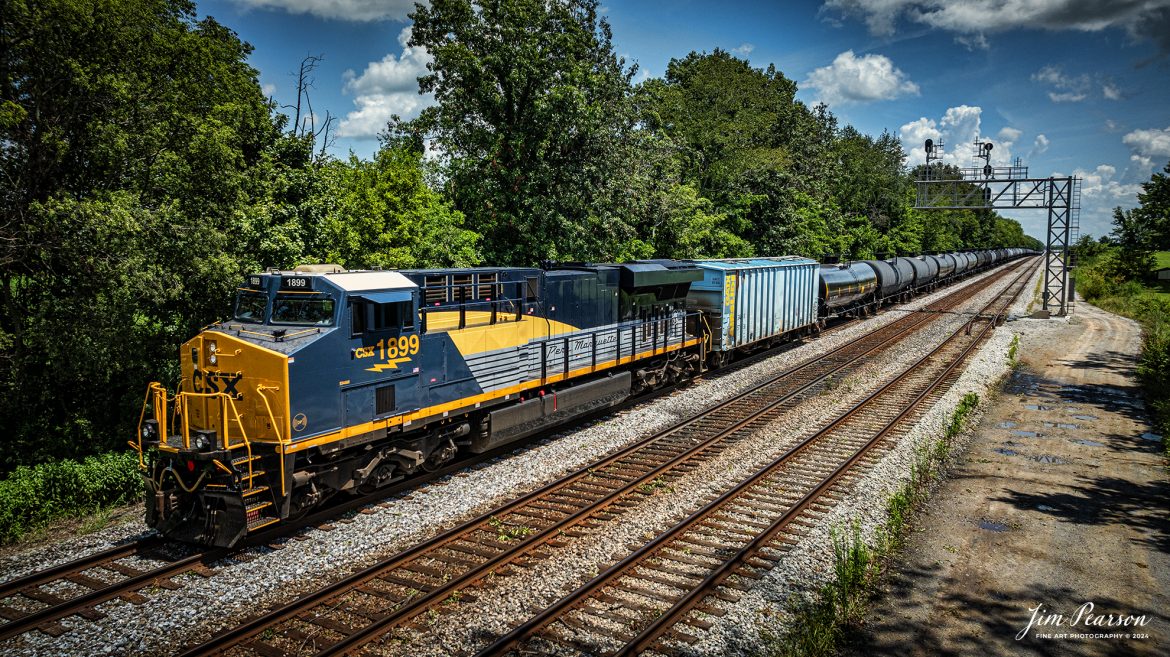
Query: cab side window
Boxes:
[
  {"xmin": 350, "ymin": 300, "xmax": 368, "ymax": 337},
  {"xmin": 372, "ymin": 301, "xmax": 414, "ymax": 332}
]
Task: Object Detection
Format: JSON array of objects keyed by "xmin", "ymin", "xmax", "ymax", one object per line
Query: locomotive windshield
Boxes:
[
  {"xmin": 233, "ymin": 291, "xmax": 268, "ymax": 323},
  {"xmin": 271, "ymin": 295, "xmax": 336, "ymax": 326}
]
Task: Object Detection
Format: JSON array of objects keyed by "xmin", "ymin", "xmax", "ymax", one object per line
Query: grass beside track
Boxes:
[
  {"xmin": 0, "ymin": 451, "xmax": 142, "ymax": 544},
  {"xmin": 1076, "ymin": 251, "xmax": 1170, "ymax": 443},
  {"xmin": 762, "ymin": 392, "xmax": 982, "ymax": 657}
]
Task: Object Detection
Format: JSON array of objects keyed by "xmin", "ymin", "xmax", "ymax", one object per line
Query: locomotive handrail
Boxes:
[
  {"xmin": 162, "ymin": 390, "xmax": 257, "ymax": 483},
  {"xmin": 255, "ymin": 384, "xmax": 286, "ymax": 443}
]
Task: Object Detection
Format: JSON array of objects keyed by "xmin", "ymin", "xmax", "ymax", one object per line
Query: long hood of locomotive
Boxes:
[
  {"xmin": 279, "ymin": 312, "xmax": 586, "ymax": 448},
  {"xmin": 264, "ymin": 308, "xmax": 687, "ymax": 453},
  {"xmin": 180, "ymin": 330, "xmax": 291, "ymax": 442},
  {"xmin": 186, "ymin": 309, "xmax": 691, "ymax": 453}
]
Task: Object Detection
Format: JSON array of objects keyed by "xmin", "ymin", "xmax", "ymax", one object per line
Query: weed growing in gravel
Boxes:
[
  {"xmin": 830, "ymin": 521, "xmax": 871, "ymax": 625},
  {"xmin": 1007, "ymin": 334, "xmax": 1021, "ymax": 367},
  {"xmin": 763, "ymin": 393, "xmax": 983, "ymax": 656},
  {"xmin": 487, "ymin": 515, "xmax": 533, "ymax": 541},
  {"xmin": 639, "ymin": 476, "xmax": 672, "ymax": 495},
  {"xmin": 78, "ymin": 507, "xmax": 115, "ymax": 535}
]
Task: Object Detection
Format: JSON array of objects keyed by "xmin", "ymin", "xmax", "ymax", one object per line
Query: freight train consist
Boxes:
[{"xmin": 135, "ymin": 249, "xmax": 1032, "ymax": 546}]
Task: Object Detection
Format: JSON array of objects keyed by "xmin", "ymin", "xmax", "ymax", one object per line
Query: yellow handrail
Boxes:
[
  {"xmin": 256, "ymin": 384, "xmax": 288, "ymax": 496},
  {"xmin": 156, "ymin": 389, "xmax": 256, "ymax": 484},
  {"xmin": 131, "ymin": 387, "xmax": 151, "ymax": 469},
  {"xmin": 135, "ymin": 383, "xmax": 276, "ymax": 489},
  {"xmin": 255, "ymin": 385, "xmax": 285, "ymax": 443}
]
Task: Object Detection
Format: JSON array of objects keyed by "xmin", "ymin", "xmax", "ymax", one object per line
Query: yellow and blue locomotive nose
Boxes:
[
  {"xmin": 179, "ymin": 330, "xmax": 290, "ymax": 443},
  {"xmin": 136, "ymin": 330, "xmax": 292, "ymax": 546}
]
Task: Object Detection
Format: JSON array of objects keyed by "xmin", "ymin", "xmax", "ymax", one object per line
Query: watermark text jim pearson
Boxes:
[{"xmin": 1018, "ymin": 602, "xmax": 1150, "ymax": 640}]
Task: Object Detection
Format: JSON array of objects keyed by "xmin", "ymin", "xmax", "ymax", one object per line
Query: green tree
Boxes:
[
  {"xmin": 314, "ymin": 146, "xmax": 481, "ymax": 269},
  {"xmin": 0, "ymin": 0, "xmax": 284, "ymax": 468},
  {"xmin": 404, "ymin": 0, "xmax": 635, "ymax": 265},
  {"xmin": 1109, "ymin": 206, "xmax": 1155, "ymax": 279},
  {"xmin": 638, "ymin": 50, "xmax": 840, "ymax": 258},
  {"xmin": 831, "ymin": 127, "xmax": 908, "ymax": 233},
  {"xmin": 1135, "ymin": 161, "xmax": 1170, "ymax": 249}
]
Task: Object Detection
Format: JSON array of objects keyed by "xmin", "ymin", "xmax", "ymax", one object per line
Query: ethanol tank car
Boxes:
[{"xmin": 818, "ymin": 262, "xmax": 879, "ymax": 318}]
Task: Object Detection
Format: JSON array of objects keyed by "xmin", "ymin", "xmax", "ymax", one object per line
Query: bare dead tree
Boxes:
[
  {"xmin": 316, "ymin": 111, "xmax": 338, "ymax": 160},
  {"xmin": 282, "ymin": 54, "xmax": 325, "ymax": 141}
]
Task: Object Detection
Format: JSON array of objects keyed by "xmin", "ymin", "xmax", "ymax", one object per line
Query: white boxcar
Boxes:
[{"xmin": 687, "ymin": 257, "xmax": 820, "ymax": 352}]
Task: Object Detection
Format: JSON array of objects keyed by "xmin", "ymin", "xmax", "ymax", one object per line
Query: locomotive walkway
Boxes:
[{"xmin": 847, "ymin": 301, "xmax": 1170, "ymax": 657}]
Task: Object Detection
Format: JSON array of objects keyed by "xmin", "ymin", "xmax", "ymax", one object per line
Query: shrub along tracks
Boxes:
[{"xmin": 172, "ymin": 259, "xmax": 1033, "ymax": 657}]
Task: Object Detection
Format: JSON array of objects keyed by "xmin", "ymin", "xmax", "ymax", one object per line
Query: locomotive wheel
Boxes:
[
  {"xmin": 422, "ymin": 442, "xmax": 458, "ymax": 472},
  {"xmin": 357, "ymin": 463, "xmax": 396, "ymax": 494}
]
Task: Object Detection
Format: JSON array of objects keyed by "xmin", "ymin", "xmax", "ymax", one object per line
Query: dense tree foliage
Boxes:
[
  {"xmin": 2, "ymin": 0, "xmax": 1042, "ymax": 469},
  {"xmin": 405, "ymin": 0, "xmax": 636, "ymax": 264},
  {"xmin": 1135, "ymin": 162, "xmax": 1170, "ymax": 249},
  {"xmin": 0, "ymin": 0, "xmax": 476, "ymax": 469}
]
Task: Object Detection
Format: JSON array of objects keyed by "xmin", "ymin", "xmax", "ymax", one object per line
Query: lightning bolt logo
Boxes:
[{"xmin": 365, "ymin": 357, "xmax": 412, "ymax": 373}]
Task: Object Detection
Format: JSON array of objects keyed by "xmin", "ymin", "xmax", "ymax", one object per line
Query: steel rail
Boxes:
[
  {"xmin": 0, "ymin": 547, "xmax": 230, "ymax": 642},
  {"xmin": 615, "ymin": 258, "xmax": 1039, "ymax": 656},
  {"xmin": 0, "ymin": 291, "xmax": 845, "ymax": 644},
  {"xmin": 0, "ymin": 538, "xmax": 161, "ymax": 601}
]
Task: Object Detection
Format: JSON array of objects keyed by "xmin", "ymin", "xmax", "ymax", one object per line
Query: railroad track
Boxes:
[
  {"xmin": 173, "ymin": 259, "xmax": 1033, "ymax": 657},
  {"xmin": 478, "ymin": 259, "xmax": 1039, "ymax": 657},
  {"xmin": 0, "ymin": 275, "xmax": 866, "ymax": 644}
]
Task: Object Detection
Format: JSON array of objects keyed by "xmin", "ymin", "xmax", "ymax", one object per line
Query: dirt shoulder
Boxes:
[{"xmin": 846, "ymin": 301, "xmax": 1170, "ymax": 657}]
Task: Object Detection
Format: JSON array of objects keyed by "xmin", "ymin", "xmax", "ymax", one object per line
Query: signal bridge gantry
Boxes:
[{"xmin": 912, "ymin": 138, "xmax": 1080, "ymax": 316}]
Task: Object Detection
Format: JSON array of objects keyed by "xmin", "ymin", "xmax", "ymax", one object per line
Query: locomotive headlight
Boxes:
[
  {"xmin": 208, "ymin": 354, "xmax": 218, "ymax": 365},
  {"xmin": 207, "ymin": 341, "xmax": 217, "ymax": 355},
  {"xmin": 193, "ymin": 435, "xmax": 208, "ymax": 450}
]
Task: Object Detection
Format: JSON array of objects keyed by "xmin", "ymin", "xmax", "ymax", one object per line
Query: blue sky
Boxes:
[{"xmin": 198, "ymin": 0, "xmax": 1170, "ymax": 242}]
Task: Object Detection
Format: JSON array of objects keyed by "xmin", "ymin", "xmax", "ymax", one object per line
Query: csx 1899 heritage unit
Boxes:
[{"xmin": 134, "ymin": 250, "xmax": 1030, "ymax": 546}]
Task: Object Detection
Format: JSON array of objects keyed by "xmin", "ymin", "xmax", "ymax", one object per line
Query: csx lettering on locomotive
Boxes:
[{"xmin": 192, "ymin": 370, "xmax": 243, "ymax": 397}]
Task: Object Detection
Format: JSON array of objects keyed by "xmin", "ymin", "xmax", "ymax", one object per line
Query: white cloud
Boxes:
[
  {"xmin": 955, "ymin": 33, "xmax": 990, "ymax": 50},
  {"xmin": 1071, "ymin": 163, "xmax": 1142, "ymax": 201},
  {"xmin": 1031, "ymin": 65, "xmax": 1091, "ymax": 103},
  {"xmin": 228, "ymin": 0, "xmax": 413, "ymax": 21},
  {"xmin": 899, "ymin": 105, "xmax": 1021, "ymax": 167},
  {"xmin": 821, "ymin": 0, "xmax": 1170, "ymax": 52},
  {"xmin": 261, "ymin": 83, "xmax": 277, "ymax": 97},
  {"xmin": 802, "ymin": 50, "xmax": 919, "ymax": 106},
  {"xmin": 997, "ymin": 126, "xmax": 1022, "ymax": 143},
  {"xmin": 731, "ymin": 43, "xmax": 755, "ymax": 57},
  {"xmin": 337, "ymin": 26, "xmax": 434, "ymax": 139},
  {"xmin": 1122, "ymin": 126, "xmax": 1170, "ymax": 172},
  {"xmin": 1102, "ymin": 82, "xmax": 1122, "ymax": 100},
  {"xmin": 1032, "ymin": 133, "xmax": 1050, "ymax": 156},
  {"xmin": 899, "ymin": 117, "xmax": 942, "ymax": 165}
]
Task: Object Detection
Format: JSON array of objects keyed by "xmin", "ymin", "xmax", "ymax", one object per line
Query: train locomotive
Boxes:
[{"xmin": 134, "ymin": 249, "xmax": 1031, "ymax": 546}]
